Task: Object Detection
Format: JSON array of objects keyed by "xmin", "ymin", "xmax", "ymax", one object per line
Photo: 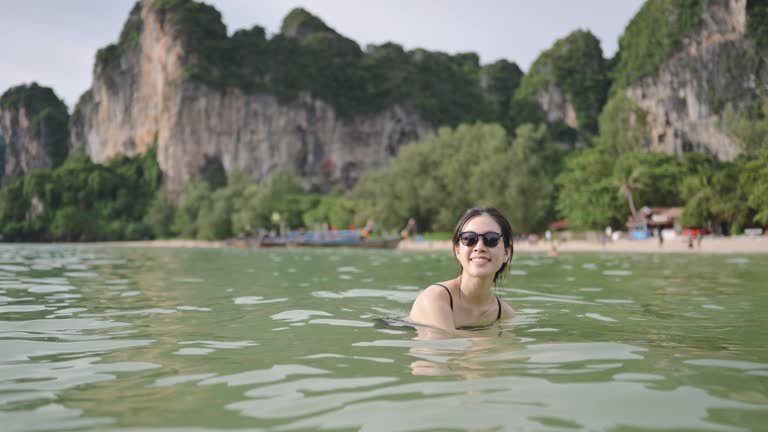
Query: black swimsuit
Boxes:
[{"xmin": 433, "ymin": 283, "xmax": 502, "ymax": 324}]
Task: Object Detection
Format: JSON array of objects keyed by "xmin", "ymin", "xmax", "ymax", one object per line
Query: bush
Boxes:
[{"xmin": 0, "ymin": 145, "xmax": 162, "ymax": 241}]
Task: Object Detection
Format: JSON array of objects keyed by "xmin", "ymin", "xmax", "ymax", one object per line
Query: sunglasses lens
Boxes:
[
  {"xmin": 460, "ymin": 233, "xmax": 479, "ymax": 247},
  {"xmin": 483, "ymin": 233, "xmax": 501, "ymax": 247}
]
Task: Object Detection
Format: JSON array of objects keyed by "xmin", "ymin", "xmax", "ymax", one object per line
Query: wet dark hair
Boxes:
[{"xmin": 452, "ymin": 207, "xmax": 514, "ymax": 284}]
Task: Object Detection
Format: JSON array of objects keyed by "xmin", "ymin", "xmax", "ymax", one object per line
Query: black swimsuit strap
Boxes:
[
  {"xmin": 432, "ymin": 283, "xmax": 453, "ymax": 311},
  {"xmin": 496, "ymin": 296, "xmax": 502, "ymax": 321}
]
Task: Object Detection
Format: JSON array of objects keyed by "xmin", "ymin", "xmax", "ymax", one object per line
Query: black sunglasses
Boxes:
[{"xmin": 459, "ymin": 231, "xmax": 503, "ymax": 248}]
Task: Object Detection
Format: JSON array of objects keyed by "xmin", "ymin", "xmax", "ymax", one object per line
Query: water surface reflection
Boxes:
[{"xmin": 0, "ymin": 245, "xmax": 766, "ymax": 431}]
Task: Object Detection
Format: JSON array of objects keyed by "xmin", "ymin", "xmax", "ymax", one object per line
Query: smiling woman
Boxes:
[{"xmin": 408, "ymin": 207, "xmax": 516, "ymax": 332}]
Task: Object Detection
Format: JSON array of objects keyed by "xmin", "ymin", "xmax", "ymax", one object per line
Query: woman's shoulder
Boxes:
[
  {"xmin": 409, "ymin": 281, "xmax": 456, "ymax": 329},
  {"xmin": 416, "ymin": 281, "xmax": 452, "ymax": 300},
  {"xmin": 418, "ymin": 280, "xmax": 456, "ymax": 301},
  {"xmin": 412, "ymin": 281, "xmax": 455, "ymax": 310},
  {"xmin": 498, "ymin": 297, "xmax": 516, "ymax": 320}
]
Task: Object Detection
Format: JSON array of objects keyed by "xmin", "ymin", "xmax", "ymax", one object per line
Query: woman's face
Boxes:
[{"xmin": 454, "ymin": 214, "xmax": 510, "ymax": 280}]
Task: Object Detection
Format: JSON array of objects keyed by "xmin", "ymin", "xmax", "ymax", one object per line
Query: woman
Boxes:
[{"xmin": 409, "ymin": 207, "xmax": 516, "ymax": 331}]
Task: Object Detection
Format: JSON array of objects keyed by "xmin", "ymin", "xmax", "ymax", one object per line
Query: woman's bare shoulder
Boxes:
[
  {"xmin": 413, "ymin": 282, "xmax": 453, "ymax": 305},
  {"xmin": 409, "ymin": 282, "xmax": 456, "ymax": 328},
  {"xmin": 499, "ymin": 298, "xmax": 516, "ymax": 320}
]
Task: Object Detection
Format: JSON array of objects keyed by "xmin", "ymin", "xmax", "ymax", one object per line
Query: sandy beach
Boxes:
[
  {"xmin": 398, "ymin": 236, "xmax": 768, "ymax": 254},
  {"xmin": 74, "ymin": 235, "xmax": 768, "ymax": 254}
]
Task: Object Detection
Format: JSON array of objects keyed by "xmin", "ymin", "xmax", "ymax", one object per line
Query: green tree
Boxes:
[
  {"xmin": 145, "ymin": 187, "xmax": 177, "ymax": 238},
  {"xmin": 353, "ymin": 122, "xmax": 558, "ymax": 233},
  {"xmin": 721, "ymin": 100, "xmax": 768, "ymax": 153},
  {"xmin": 740, "ymin": 150, "xmax": 768, "ymax": 225},
  {"xmin": 498, "ymin": 124, "xmax": 555, "ymax": 233},
  {"xmin": 480, "ymin": 59, "xmax": 523, "ymax": 126},
  {"xmin": 556, "ymin": 147, "xmax": 622, "ymax": 229},
  {"xmin": 678, "ymin": 153, "xmax": 748, "ymax": 231},
  {"xmin": 173, "ymin": 179, "xmax": 212, "ymax": 239},
  {"xmin": 0, "ymin": 147, "xmax": 161, "ymax": 241},
  {"xmin": 594, "ymin": 93, "xmax": 649, "ymax": 156}
]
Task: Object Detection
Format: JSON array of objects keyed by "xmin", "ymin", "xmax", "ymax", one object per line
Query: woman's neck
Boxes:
[{"xmin": 455, "ymin": 274, "xmax": 494, "ymax": 306}]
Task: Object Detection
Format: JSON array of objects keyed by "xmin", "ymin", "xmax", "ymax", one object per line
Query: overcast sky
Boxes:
[{"xmin": 1, "ymin": 0, "xmax": 645, "ymax": 110}]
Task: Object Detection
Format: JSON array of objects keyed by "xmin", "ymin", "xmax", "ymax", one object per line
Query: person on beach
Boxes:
[
  {"xmin": 409, "ymin": 207, "xmax": 516, "ymax": 331},
  {"xmin": 657, "ymin": 226, "xmax": 664, "ymax": 248}
]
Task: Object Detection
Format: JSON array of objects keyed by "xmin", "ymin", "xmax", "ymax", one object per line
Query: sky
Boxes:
[{"xmin": 1, "ymin": 0, "xmax": 645, "ymax": 110}]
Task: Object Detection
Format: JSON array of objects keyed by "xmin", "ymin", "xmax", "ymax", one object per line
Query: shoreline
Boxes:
[
  {"xmin": 398, "ymin": 236, "xmax": 768, "ymax": 254},
  {"xmin": 6, "ymin": 236, "xmax": 768, "ymax": 254}
]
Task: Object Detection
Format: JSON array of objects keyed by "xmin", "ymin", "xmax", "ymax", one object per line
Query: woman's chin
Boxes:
[{"xmin": 465, "ymin": 267, "xmax": 498, "ymax": 280}]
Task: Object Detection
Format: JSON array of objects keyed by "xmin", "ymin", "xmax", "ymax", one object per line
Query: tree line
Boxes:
[{"xmin": 2, "ymin": 120, "xmax": 767, "ymax": 242}]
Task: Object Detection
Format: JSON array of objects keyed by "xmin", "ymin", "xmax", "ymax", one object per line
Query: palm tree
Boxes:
[{"xmin": 613, "ymin": 164, "xmax": 646, "ymax": 229}]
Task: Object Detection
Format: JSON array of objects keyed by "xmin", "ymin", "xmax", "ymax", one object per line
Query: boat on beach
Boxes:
[{"xmin": 254, "ymin": 229, "xmax": 401, "ymax": 249}]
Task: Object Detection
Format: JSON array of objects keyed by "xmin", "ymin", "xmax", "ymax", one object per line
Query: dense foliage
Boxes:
[
  {"xmin": 721, "ymin": 100, "xmax": 768, "ymax": 152},
  {"xmin": 146, "ymin": 169, "xmax": 364, "ymax": 241},
  {"xmin": 555, "ymin": 142, "xmax": 768, "ymax": 233},
  {"xmin": 747, "ymin": 0, "xmax": 768, "ymax": 52},
  {"xmin": 593, "ymin": 93, "xmax": 649, "ymax": 156},
  {"xmin": 0, "ymin": 83, "xmax": 69, "ymax": 170},
  {"xmin": 351, "ymin": 122, "xmax": 560, "ymax": 234},
  {"xmin": 611, "ymin": 0, "xmax": 706, "ymax": 90},
  {"xmin": 0, "ymin": 147, "xmax": 161, "ymax": 241},
  {"xmin": 481, "ymin": 60, "xmax": 524, "ymax": 125}
]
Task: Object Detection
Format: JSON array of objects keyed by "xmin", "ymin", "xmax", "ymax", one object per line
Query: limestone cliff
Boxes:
[
  {"xmin": 0, "ymin": 83, "xmax": 69, "ymax": 182},
  {"xmin": 624, "ymin": 0, "xmax": 762, "ymax": 159},
  {"xmin": 70, "ymin": 0, "xmax": 432, "ymax": 194}
]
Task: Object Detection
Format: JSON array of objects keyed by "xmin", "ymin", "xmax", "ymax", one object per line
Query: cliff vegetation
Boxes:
[
  {"xmin": 611, "ymin": 0, "xmax": 706, "ymax": 90},
  {"xmin": 511, "ymin": 30, "xmax": 611, "ymax": 136},
  {"xmin": 99, "ymin": 1, "xmax": 515, "ymax": 127},
  {"xmin": 0, "ymin": 83, "xmax": 70, "ymax": 169},
  {"xmin": 0, "ymin": 146, "xmax": 161, "ymax": 241}
]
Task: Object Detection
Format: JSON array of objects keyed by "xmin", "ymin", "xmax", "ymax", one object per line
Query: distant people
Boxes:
[
  {"xmin": 361, "ymin": 219, "xmax": 375, "ymax": 239},
  {"xmin": 409, "ymin": 207, "xmax": 515, "ymax": 332},
  {"xmin": 604, "ymin": 226, "xmax": 612, "ymax": 246},
  {"xmin": 547, "ymin": 243, "xmax": 559, "ymax": 257},
  {"xmin": 400, "ymin": 218, "xmax": 416, "ymax": 239},
  {"xmin": 688, "ymin": 230, "xmax": 694, "ymax": 249},
  {"xmin": 657, "ymin": 226, "xmax": 664, "ymax": 247},
  {"xmin": 545, "ymin": 229, "xmax": 558, "ymax": 255},
  {"xmin": 697, "ymin": 230, "xmax": 703, "ymax": 249}
]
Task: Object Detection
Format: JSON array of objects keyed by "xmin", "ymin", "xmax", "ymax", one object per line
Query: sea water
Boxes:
[{"xmin": 0, "ymin": 244, "xmax": 766, "ymax": 431}]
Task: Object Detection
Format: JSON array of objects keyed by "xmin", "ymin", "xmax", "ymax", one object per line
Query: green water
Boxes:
[{"xmin": 1, "ymin": 245, "xmax": 767, "ymax": 431}]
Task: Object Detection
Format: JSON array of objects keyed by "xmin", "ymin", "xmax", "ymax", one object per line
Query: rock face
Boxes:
[
  {"xmin": 537, "ymin": 84, "xmax": 579, "ymax": 129},
  {"xmin": 0, "ymin": 108, "xmax": 50, "ymax": 181},
  {"xmin": 625, "ymin": 0, "xmax": 758, "ymax": 160},
  {"xmin": 70, "ymin": 0, "xmax": 431, "ymax": 194},
  {"xmin": 0, "ymin": 83, "xmax": 69, "ymax": 182}
]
